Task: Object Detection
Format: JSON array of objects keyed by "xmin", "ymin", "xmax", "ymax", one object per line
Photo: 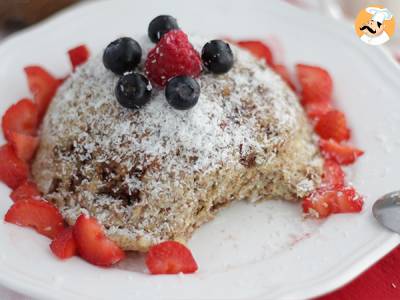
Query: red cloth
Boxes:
[{"xmin": 316, "ymin": 246, "xmax": 400, "ymax": 300}]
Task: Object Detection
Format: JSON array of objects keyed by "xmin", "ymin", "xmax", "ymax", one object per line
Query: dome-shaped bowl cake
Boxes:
[{"xmin": 32, "ymin": 36, "xmax": 323, "ymax": 251}]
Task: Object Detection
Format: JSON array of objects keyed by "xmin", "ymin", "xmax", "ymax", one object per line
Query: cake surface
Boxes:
[{"xmin": 32, "ymin": 36, "xmax": 322, "ymax": 251}]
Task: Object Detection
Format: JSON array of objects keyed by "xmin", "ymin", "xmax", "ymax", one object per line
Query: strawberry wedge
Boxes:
[
  {"xmin": 237, "ymin": 40, "xmax": 274, "ymax": 66},
  {"xmin": 1, "ymin": 98, "xmax": 38, "ymax": 142},
  {"xmin": 24, "ymin": 66, "xmax": 59, "ymax": 121},
  {"xmin": 320, "ymin": 139, "xmax": 364, "ymax": 165},
  {"xmin": 304, "ymin": 102, "xmax": 332, "ymax": 120},
  {"xmin": 68, "ymin": 45, "xmax": 90, "ymax": 71},
  {"xmin": 322, "ymin": 159, "xmax": 345, "ymax": 188},
  {"xmin": 315, "ymin": 110, "xmax": 350, "ymax": 142},
  {"xmin": 50, "ymin": 227, "xmax": 77, "ymax": 259},
  {"xmin": 8, "ymin": 131, "xmax": 39, "ymax": 162},
  {"xmin": 296, "ymin": 64, "xmax": 333, "ymax": 106},
  {"xmin": 146, "ymin": 241, "xmax": 198, "ymax": 275},
  {"xmin": 73, "ymin": 214, "xmax": 125, "ymax": 267},
  {"xmin": 5, "ymin": 198, "xmax": 65, "ymax": 239},
  {"xmin": 302, "ymin": 186, "xmax": 363, "ymax": 218},
  {"xmin": 10, "ymin": 181, "xmax": 41, "ymax": 202},
  {"xmin": 0, "ymin": 144, "xmax": 29, "ymax": 189}
]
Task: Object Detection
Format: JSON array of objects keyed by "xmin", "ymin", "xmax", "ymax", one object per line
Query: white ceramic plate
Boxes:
[{"xmin": 0, "ymin": 0, "xmax": 399, "ymax": 299}]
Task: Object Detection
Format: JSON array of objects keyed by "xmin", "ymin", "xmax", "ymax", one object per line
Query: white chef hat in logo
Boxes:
[{"xmin": 366, "ymin": 7, "xmax": 393, "ymax": 24}]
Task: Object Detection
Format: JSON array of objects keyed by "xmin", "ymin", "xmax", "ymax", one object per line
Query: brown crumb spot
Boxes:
[
  {"xmin": 188, "ymin": 156, "xmax": 199, "ymax": 164},
  {"xmin": 239, "ymin": 144, "xmax": 256, "ymax": 168},
  {"xmin": 48, "ymin": 178, "xmax": 61, "ymax": 193},
  {"xmin": 210, "ymin": 198, "xmax": 229, "ymax": 212},
  {"xmin": 222, "ymin": 85, "xmax": 231, "ymax": 97},
  {"xmin": 240, "ymin": 152, "xmax": 257, "ymax": 168},
  {"xmin": 219, "ymin": 121, "xmax": 228, "ymax": 130},
  {"xmin": 257, "ymin": 84, "xmax": 269, "ymax": 94}
]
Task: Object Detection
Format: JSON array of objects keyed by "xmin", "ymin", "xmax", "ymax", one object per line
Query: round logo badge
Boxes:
[{"xmin": 355, "ymin": 5, "xmax": 396, "ymax": 46}]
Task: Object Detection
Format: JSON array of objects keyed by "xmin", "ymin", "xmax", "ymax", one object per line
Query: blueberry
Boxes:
[
  {"xmin": 103, "ymin": 37, "xmax": 142, "ymax": 75},
  {"xmin": 148, "ymin": 15, "xmax": 179, "ymax": 43},
  {"xmin": 201, "ymin": 40, "xmax": 234, "ymax": 74},
  {"xmin": 165, "ymin": 76, "xmax": 200, "ymax": 110},
  {"xmin": 115, "ymin": 73, "xmax": 152, "ymax": 109}
]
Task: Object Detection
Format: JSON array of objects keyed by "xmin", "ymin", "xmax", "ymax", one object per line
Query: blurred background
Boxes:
[
  {"xmin": 0, "ymin": 0, "xmax": 78, "ymax": 38},
  {"xmin": 0, "ymin": 0, "xmax": 398, "ymax": 61}
]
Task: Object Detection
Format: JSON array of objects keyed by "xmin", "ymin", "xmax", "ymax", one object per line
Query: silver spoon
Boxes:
[{"xmin": 373, "ymin": 191, "xmax": 400, "ymax": 233}]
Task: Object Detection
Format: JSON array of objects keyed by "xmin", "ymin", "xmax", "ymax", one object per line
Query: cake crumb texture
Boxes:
[{"xmin": 32, "ymin": 37, "xmax": 322, "ymax": 251}]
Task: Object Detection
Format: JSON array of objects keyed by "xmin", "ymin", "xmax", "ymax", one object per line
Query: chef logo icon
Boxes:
[{"xmin": 355, "ymin": 6, "xmax": 396, "ymax": 46}]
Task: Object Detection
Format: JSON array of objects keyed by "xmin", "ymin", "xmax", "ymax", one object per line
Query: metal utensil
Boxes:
[{"xmin": 372, "ymin": 191, "xmax": 400, "ymax": 233}]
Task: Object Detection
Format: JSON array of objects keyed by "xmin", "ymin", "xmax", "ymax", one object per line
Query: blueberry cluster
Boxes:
[
  {"xmin": 103, "ymin": 15, "xmax": 234, "ymax": 110},
  {"xmin": 103, "ymin": 37, "xmax": 151, "ymax": 109}
]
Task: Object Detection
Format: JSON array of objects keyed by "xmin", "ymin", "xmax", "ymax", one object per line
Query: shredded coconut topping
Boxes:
[
  {"xmin": 43, "ymin": 36, "xmax": 298, "ymax": 188},
  {"xmin": 33, "ymin": 35, "xmax": 321, "ymax": 249}
]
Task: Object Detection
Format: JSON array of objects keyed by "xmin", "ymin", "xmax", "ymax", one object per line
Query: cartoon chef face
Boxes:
[
  {"xmin": 358, "ymin": 7, "xmax": 394, "ymax": 45},
  {"xmin": 360, "ymin": 19, "xmax": 386, "ymax": 37}
]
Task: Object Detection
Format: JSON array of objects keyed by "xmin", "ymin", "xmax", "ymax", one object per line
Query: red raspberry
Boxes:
[{"xmin": 145, "ymin": 30, "xmax": 202, "ymax": 86}]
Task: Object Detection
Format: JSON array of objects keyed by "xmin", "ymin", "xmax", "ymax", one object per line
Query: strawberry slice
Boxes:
[
  {"xmin": 302, "ymin": 186, "xmax": 363, "ymax": 218},
  {"xmin": 146, "ymin": 241, "xmax": 198, "ymax": 275},
  {"xmin": 315, "ymin": 110, "xmax": 350, "ymax": 142},
  {"xmin": 273, "ymin": 64, "xmax": 296, "ymax": 91},
  {"xmin": 24, "ymin": 66, "xmax": 59, "ymax": 121},
  {"xmin": 304, "ymin": 102, "xmax": 332, "ymax": 120},
  {"xmin": 1, "ymin": 99, "xmax": 38, "ymax": 141},
  {"xmin": 8, "ymin": 131, "xmax": 39, "ymax": 162},
  {"xmin": 10, "ymin": 181, "xmax": 41, "ymax": 202},
  {"xmin": 322, "ymin": 159, "xmax": 345, "ymax": 188},
  {"xmin": 4, "ymin": 197, "xmax": 65, "ymax": 239},
  {"xmin": 68, "ymin": 45, "xmax": 90, "ymax": 71},
  {"xmin": 333, "ymin": 186, "xmax": 364, "ymax": 213},
  {"xmin": 302, "ymin": 188, "xmax": 332, "ymax": 218},
  {"xmin": 237, "ymin": 40, "xmax": 274, "ymax": 66},
  {"xmin": 320, "ymin": 139, "xmax": 364, "ymax": 165},
  {"xmin": 73, "ymin": 214, "xmax": 125, "ymax": 267},
  {"xmin": 296, "ymin": 64, "xmax": 333, "ymax": 105},
  {"xmin": 0, "ymin": 144, "xmax": 29, "ymax": 189},
  {"xmin": 50, "ymin": 227, "xmax": 77, "ymax": 259}
]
